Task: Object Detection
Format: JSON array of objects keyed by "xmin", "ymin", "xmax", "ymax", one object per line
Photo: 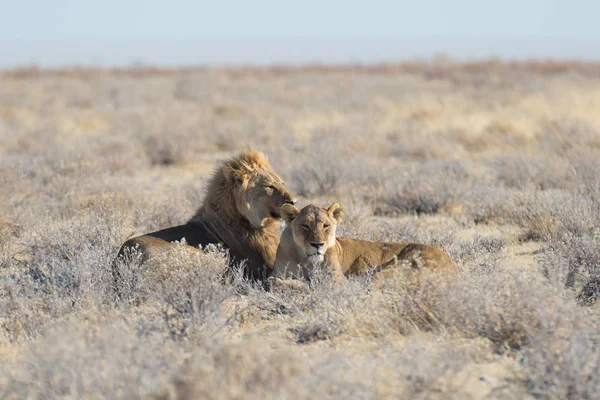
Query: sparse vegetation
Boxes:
[{"xmin": 1, "ymin": 61, "xmax": 600, "ymax": 399}]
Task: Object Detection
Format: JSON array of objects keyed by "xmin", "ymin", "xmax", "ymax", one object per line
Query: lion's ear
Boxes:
[
  {"xmin": 327, "ymin": 203, "xmax": 344, "ymax": 224},
  {"xmin": 281, "ymin": 204, "xmax": 300, "ymax": 224}
]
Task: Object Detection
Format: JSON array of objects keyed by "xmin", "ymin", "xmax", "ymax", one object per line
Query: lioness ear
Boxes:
[
  {"xmin": 327, "ymin": 203, "xmax": 344, "ymax": 223},
  {"xmin": 280, "ymin": 204, "xmax": 300, "ymax": 224}
]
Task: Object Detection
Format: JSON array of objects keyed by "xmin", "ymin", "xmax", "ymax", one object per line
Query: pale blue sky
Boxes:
[{"xmin": 1, "ymin": 0, "xmax": 599, "ymax": 67}]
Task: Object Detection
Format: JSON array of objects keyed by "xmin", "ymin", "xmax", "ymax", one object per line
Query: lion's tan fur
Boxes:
[
  {"xmin": 272, "ymin": 203, "xmax": 457, "ymax": 283},
  {"xmin": 117, "ymin": 150, "xmax": 296, "ymax": 280}
]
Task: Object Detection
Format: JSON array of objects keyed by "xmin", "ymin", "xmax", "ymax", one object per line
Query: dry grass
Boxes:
[{"xmin": 1, "ymin": 61, "xmax": 600, "ymax": 399}]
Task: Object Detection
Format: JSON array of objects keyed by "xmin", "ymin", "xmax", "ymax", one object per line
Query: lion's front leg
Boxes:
[
  {"xmin": 267, "ymin": 276, "xmax": 310, "ymax": 292},
  {"xmin": 322, "ymin": 254, "xmax": 345, "ymax": 284}
]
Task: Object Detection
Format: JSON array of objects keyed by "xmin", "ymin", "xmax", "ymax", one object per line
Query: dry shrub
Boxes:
[
  {"xmin": 381, "ymin": 265, "xmax": 574, "ymax": 352},
  {"xmin": 0, "ymin": 201, "xmax": 128, "ymax": 341},
  {"xmin": 172, "ymin": 338, "xmax": 310, "ymax": 400},
  {"xmin": 4, "ymin": 63, "xmax": 600, "ymax": 399},
  {"xmin": 245, "ymin": 270, "xmax": 379, "ymax": 338},
  {"xmin": 541, "ymin": 118, "xmax": 600, "ymax": 155},
  {"xmin": 142, "ymin": 133, "xmax": 186, "ymax": 166},
  {"xmin": 1, "ymin": 315, "xmax": 186, "ymax": 399},
  {"xmin": 523, "ymin": 313, "xmax": 600, "ymax": 399},
  {"xmin": 534, "ymin": 158, "xmax": 600, "ymax": 294},
  {"xmin": 5, "ymin": 308, "xmax": 494, "ymax": 400},
  {"xmin": 147, "ymin": 244, "xmax": 233, "ymax": 339},
  {"xmin": 377, "ymin": 160, "xmax": 474, "ymax": 216},
  {"xmin": 292, "ymin": 157, "xmax": 343, "ymax": 197},
  {"xmin": 544, "ymin": 230, "xmax": 600, "ymax": 293},
  {"xmin": 174, "ymin": 327, "xmax": 507, "ymax": 400},
  {"xmin": 463, "ymin": 124, "xmax": 532, "ymax": 152},
  {"xmin": 490, "ymin": 154, "xmax": 574, "ymax": 190},
  {"xmin": 0, "ymin": 214, "xmax": 21, "ymax": 245},
  {"xmin": 449, "ymin": 234, "xmax": 507, "ymax": 274},
  {"xmin": 541, "ymin": 194, "xmax": 600, "ymax": 296},
  {"xmin": 464, "ymin": 185, "xmax": 568, "ymax": 239},
  {"xmin": 290, "ymin": 320, "xmax": 343, "ymax": 344},
  {"xmin": 286, "ymin": 136, "xmax": 351, "ymax": 198}
]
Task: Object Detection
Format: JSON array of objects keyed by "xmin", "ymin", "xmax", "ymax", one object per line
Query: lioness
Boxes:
[
  {"xmin": 272, "ymin": 203, "xmax": 457, "ymax": 283},
  {"xmin": 115, "ymin": 150, "xmax": 296, "ymax": 280}
]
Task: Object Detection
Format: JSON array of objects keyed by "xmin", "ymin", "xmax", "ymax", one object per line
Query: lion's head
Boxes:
[
  {"xmin": 204, "ymin": 150, "xmax": 296, "ymax": 228},
  {"xmin": 280, "ymin": 203, "xmax": 344, "ymax": 263}
]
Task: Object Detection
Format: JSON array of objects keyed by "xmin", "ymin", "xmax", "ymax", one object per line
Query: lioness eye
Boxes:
[
  {"xmin": 301, "ymin": 224, "xmax": 310, "ymax": 230},
  {"xmin": 323, "ymin": 224, "xmax": 330, "ymax": 229},
  {"xmin": 266, "ymin": 185, "xmax": 275, "ymax": 190}
]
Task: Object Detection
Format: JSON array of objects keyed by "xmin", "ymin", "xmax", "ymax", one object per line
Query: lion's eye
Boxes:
[
  {"xmin": 301, "ymin": 224, "xmax": 310, "ymax": 231},
  {"xmin": 323, "ymin": 224, "xmax": 330, "ymax": 229},
  {"xmin": 266, "ymin": 185, "xmax": 275, "ymax": 190}
]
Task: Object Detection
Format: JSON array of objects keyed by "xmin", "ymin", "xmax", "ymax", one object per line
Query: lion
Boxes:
[
  {"xmin": 272, "ymin": 203, "xmax": 457, "ymax": 284},
  {"xmin": 115, "ymin": 150, "xmax": 296, "ymax": 281}
]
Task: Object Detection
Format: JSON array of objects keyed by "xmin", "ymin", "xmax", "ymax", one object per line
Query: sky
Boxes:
[{"xmin": 1, "ymin": 0, "xmax": 599, "ymax": 67}]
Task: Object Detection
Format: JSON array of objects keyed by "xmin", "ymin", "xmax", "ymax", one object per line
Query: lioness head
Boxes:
[
  {"xmin": 222, "ymin": 150, "xmax": 296, "ymax": 228},
  {"xmin": 280, "ymin": 203, "xmax": 344, "ymax": 262}
]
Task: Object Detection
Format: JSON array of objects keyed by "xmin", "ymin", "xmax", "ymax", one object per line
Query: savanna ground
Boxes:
[{"xmin": 1, "ymin": 60, "xmax": 600, "ymax": 399}]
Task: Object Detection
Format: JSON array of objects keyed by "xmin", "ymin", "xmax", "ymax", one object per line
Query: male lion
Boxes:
[
  {"xmin": 115, "ymin": 150, "xmax": 296, "ymax": 280},
  {"xmin": 272, "ymin": 203, "xmax": 457, "ymax": 283}
]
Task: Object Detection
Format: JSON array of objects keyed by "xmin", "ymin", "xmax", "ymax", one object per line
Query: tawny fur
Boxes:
[
  {"xmin": 272, "ymin": 203, "xmax": 457, "ymax": 284},
  {"xmin": 115, "ymin": 150, "xmax": 296, "ymax": 280}
]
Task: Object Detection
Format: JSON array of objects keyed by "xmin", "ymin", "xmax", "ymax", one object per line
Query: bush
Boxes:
[{"xmin": 3, "ymin": 63, "xmax": 600, "ymax": 399}]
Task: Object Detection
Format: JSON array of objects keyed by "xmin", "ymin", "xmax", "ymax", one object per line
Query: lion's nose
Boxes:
[
  {"xmin": 310, "ymin": 242, "xmax": 325, "ymax": 249},
  {"xmin": 285, "ymin": 197, "xmax": 297, "ymax": 205}
]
